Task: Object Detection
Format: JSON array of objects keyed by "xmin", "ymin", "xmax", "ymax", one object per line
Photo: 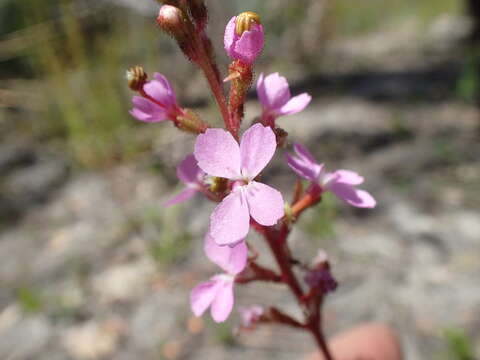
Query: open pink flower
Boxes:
[
  {"xmin": 286, "ymin": 143, "xmax": 376, "ymax": 208},
  {"xmin": 165, "ymin": 154, "xmax": 205, "ymax": 206},
  {"xmin": 130, "ymin": 73, "xmax": 179, "ymax": 123},
  {"xmin": 224, "ymin": 16, "xmax": 264, "ymax": 64},
  {"xmin": 257, "ymin": 73, "xmax": 311, "ymax": 121},
  {"xmin": 190, "ymin": 235, "xmax": 247, "ymax": 323},
  {"xmin": 194, "ymin": 124, "xmax": 284, "ymax": 246}
]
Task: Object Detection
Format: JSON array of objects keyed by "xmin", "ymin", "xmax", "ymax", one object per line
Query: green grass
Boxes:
[
  {"xmin": 140, "ymin": 205, "xmax": 193, "ymax": 268},
  {"xmin": 0, "ymin": 0, "xmax": 164, "ymax": 169},
  {"xmin": 303, "ymin": 192, "xmax": 338, "ymax": 241},
  {"xmin": 456, "ymin": 51, "xmax": 480, "ymax": 104},
  {"xmin": 330, "ymin": 0, "xmax": 461, "ymax": 36},
  {"xmin": 444, "ymin": 328, "xmax": 475, "ymax": 360},
  {"xmin": 17, "ymin": 286, "xmax": 43, "ymax": 313}
]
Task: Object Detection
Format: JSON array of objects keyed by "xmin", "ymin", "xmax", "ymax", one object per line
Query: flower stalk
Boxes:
[{"xmin": 127, "ymin": 4, "xmax": 377, "ymax": 359}]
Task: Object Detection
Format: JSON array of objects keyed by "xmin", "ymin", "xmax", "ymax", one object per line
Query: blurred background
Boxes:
[{"xmin": 0, "ymin": 0, "xmax": 479, "ymax": 359}]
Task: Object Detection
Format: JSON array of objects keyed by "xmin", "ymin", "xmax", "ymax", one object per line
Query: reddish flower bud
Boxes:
[{"xmin": 157, "ymin": 5, "xmax": 188, "ymax": 37}]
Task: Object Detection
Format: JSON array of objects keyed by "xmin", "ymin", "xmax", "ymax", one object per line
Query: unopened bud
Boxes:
[
  {"xmin": 126, "ymin": 66, "xmax": 147, "ymax": 91},
  {"xmin": 157, "ymin": 5, "xmax": 188, "ymax": 37},
  {"xmin": 235, "ymin": 11, "xmax": 261, "ymax": 36},
  {"xmin": 224, "ymin": 12, "xmax": 264, "ymax": 64}
]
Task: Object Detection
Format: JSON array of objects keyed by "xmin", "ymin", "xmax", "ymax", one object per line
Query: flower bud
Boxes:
[
  {"xmin": 157, "ymin": 5, "xmax": 188, "ymax": 37},
  {"xmin": 304, "ymin": 250, "xmax": 337, "ymax": 294},
  {"xmin": 126, "ymin": 66, "xmax": 147, "ymax": 92},
  {"xmin": 235, "ymin": 11, "xmax": 261, "ymax": 36},
  {"xmin": 238, "ymin": 306, "xmax": 264, "ymax": 330},
  {"xmin": 224, "ymin": 12, "xmax": 264, "ymax": 64},
  {"xmin": 157, "ymin": 5, "xmax": 198, "ymax": 61}
]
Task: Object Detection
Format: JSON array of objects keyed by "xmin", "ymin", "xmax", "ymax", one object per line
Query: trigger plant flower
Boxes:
[
  {"xmin": 224, "ymin": 12, "xmax": 264, "ymax": 64},
  {"xmin": 130, "ymin": 72, "xmax": 182, "ymax": 123},
  {"xmin": 286, "ymin": 143, "xmax": 376, "ymax": 208},
  {"xmin": 165, "ymin": 154, "xmax": 205, "ymax": 206},
  {"xmin": 190, "ymin": 234, "xmax": 247, "ymax": 322},
  {"xmin": 257, "ymin": 73, "xmax": 311, "ymax": 126},
  {"xmin": 194, "ymin": 123, "xmax": 284, "ymax": 246}
]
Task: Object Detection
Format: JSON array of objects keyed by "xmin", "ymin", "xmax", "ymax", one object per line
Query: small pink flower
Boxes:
[
  {"xmin": 190, "ymin": 235, "xmax": 247, "ymax": 323},
  {"xmin": 130, "ymin": 73, "xmax": 179, "ymax": 123},
  {"xmin": 286, "ymin": 143, "xmax": 376, "ymax": 208},
  {"xmin": 257, "ymin": 73, "xmax": 311, "ymax": 121},
  {"xmin": 190, "ymin": 274, "xmax": 235, "ymax": 323},
  {"xmin": 224, "ymin": 16, "xmax": 264, "ymax": 64},
  {"xmin": 239, "ymin": 305, "xmax": 264, "ymax": 329},
  {"xmin": 165, "ymin": 154, "xmax": 205, "ymax": 206},
  {"xmin": 194, "ymin": 124, "xmax": 284, "ymax": 246}
]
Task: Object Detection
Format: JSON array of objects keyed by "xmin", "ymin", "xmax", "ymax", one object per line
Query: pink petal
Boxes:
[
  {"xmin": 328, "ymin": 182, "xmax": 376, "ymax": 208},
  {"xmin": 194, "ymin": 128, "xmax": 241, "ymax": 178},
  {"xmin": 256, "ymin": 73, "xmax": 268, "ymax": 108},
  {"xmin": 293, "ymin": 143, "xmax": 316, "ymax": 163},
  {"xmin": 223, "ymin": 16, "xmax": 238, "ymax": 56},
  {"xmin": 153, "ymin": 73, "xmax": 176, "ymax": 104},
  {"xmin": 164, "ymin": 187, "xmax": 197, "ymax": 207},
  {"xmin": 204, "ymin": 234, "xmax": 247, "ymax": 275},
  {"xmin": 177, "ymin": 154, "xmax": 201, "ymax": 184},
  {"xmin": 245, "ymin": 181, "xmax": 284, "ymax": 226},
  {"xmin": 130, "ymin": 96, "xmax": 167, "ymax": 123},
  {"xmin": 210, "ymin": 276, "xmax": 234, "ymax": 323},
  {"xmin": 333, "ymin": 170, "xmax": 364, "ymax": 185},
  {"xmin": 260, "ymin": 73, "xmax": 291, "ymax": 111},
  {"xmin": 279, "ymin": 93, "xmax": 312, "ymax": 115},
  {"xmin": 233, "ymin": 24, "xmax": 264, "ymax": 64},
  {"xmin": 143, "ymin": 73, "xmax": 176, "ymax": 108},
  {"xmin": 239, "ymin": 124, "xmax": 276, "ymax": 179},
  {"xmin": 286, "ymin": 143, "xmax": 323, "ymax": 181},
  {"xmin": 210, "ymin": 190, "xmax": 250, "ymax": 246},
  {"xmin": 190, "ymin": 279, "xmax": 220, "ymax": 317}
]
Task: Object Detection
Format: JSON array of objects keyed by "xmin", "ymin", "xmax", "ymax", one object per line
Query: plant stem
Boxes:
[
  {"xmin": 252, "ymin": 221, "xmax": 303, "ymax": 300},
  {"xmin": 191, "ymin": 32, "xmax": 233, "ymax": 136},
  {"xmin": 252, "ymin": 207, "xmax": 333, "ymax": 359},
  {"xmin": 308, "ymin": 323, "xmax": 334, "ymax": 360}
]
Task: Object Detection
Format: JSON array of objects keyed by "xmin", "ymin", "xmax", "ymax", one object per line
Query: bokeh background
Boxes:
[{"xmin": 0, "ymin": 0, "xmax": 479, "ymax": 359}]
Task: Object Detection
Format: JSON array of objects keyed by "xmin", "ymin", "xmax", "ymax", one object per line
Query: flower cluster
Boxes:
[{"xmin": 127, "ymin": 5, "xmax": 376, "ymax": 355}]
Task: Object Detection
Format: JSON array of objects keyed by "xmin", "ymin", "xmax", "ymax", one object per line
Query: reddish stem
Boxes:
[
  {"xmin": 251, "ymin": 221, "xmax": 304, "ymax": 301},
  {"xmin": 251, "ymin": 182, "xmax": 333, "ymax": 360},
  {"xmin": 191, "ymin": 32, "xmax": 233, "ymax": 137}
]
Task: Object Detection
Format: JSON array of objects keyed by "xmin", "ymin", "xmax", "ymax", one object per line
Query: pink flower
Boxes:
[
  {"xmin": 286, "ymin": 143, "xmax": 376, "ymax": 208},
  {"xmin": 238, "ymin": 305, "xmax": 264, "ymax": 329},
  {"xmin": 165, "ymin": 154, "xmax": 205, "ymax": 206},
  {"xmin": 190, "ymin": 235, "xmax": 247, "ymax": 323},
  {"xmin": 130, "ymin": 73, "xmax": 179, "ymax": 122},
  {"xmin": 257, "ymin": 73, "xmax": 311, "ymax": 121},
  {"xmin": 194, "ymin": 124, "xmax": 284, "ymax": 246},
  {"xmin": 224, "ymin": 16, "xmax": 264, "ymax": 64},
  {"xmin": 203, "ymin": 233, "xmax": 248, "ymax": 275}
]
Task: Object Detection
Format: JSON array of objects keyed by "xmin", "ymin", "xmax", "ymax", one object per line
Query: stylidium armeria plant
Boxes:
[{"xmin": 127, "ymin": 3, "xmax": 376, "ymax": 359}]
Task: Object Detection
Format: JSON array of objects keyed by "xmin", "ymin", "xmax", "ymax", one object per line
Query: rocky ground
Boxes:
[{"xmin": 1, "ymin": 13, "xmax": 479, "ymax": 360}]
